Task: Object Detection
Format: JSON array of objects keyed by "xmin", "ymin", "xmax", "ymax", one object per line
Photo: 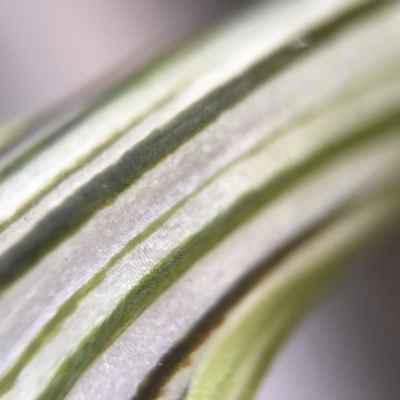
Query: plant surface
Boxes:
[{"xmin": 0, "ymin": 1, "xmax": 400, "ymax": 399}]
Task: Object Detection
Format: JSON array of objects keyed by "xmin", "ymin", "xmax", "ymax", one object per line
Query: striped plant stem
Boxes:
[{"xmin": 1, "ymin": 1, "xmax": 400, "ymax": 399}]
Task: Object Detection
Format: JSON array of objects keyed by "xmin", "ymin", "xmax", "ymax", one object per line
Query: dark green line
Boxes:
[
  {"xmin": 0, "ymin": 66, "xmax": 389, "ymax": 392},
  {"xmin": 37, "ymin": 107, "xmax": 400, "ymax": 400},
  {"xmin": 0, "ymin": 159, "xmax": 220, "ymax": 394},
  {"xmin": 133, "ymin": 204, "xmax": 347, "ymax": 400},
  {"xmin": 0, "ymin": 0, "xmax": 384, "ymax": 291},
  {"xmin": 0, "ymin": 67, "xmax": 382, "ymax": 393},
  {"xmin": 0, "ymin": 80, "xmax": 188, "ymax": 233},
  {"xmin": 0, "ymin": 0, "xmax": 247, "ymax": 181},
  {"xmin": 0, "ymin": 26, "xmax": 205, "ymax": 181},
  {"xmin": 0, "ymin": 5, "xmax": 250, "ymax": 232}
]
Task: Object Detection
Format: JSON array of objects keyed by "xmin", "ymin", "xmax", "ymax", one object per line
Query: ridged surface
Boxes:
[{"xmin": 1, "ymin": 1, "xmax": 400, "ymax": 399}]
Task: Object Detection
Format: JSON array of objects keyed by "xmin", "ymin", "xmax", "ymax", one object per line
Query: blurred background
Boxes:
[
  {"xmin": 1, "ymin": 1, "xmax": 399, "ymax": 398},
  {"xmin": 0, "ymin": 0, "xmax": 243, "ymax": 121}
]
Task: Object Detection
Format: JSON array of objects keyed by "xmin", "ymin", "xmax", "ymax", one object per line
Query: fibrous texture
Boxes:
[{"xmin": 0, "ymin": 1, "xmax": 400, "ymax": 399}]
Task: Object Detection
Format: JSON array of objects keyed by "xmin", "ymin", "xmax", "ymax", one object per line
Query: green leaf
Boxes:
[{"xmin": 0, "ymin": 1, "xmax": 399, "ymax": 399}]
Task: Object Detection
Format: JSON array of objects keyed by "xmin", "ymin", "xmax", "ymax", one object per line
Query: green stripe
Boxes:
[
  {"xmin": 1, "ymin": 67, "xmax": 393, "ymax": 394},
  {"xmin": 0, "ymin": 1, "xmax": 265, "ymax": 229},
  {"xmin": 0, "ymin": 27, "xmax": 203, "ymax": 181},
  {"xmin": 0, "ymin": 78, "xmax": 187, "ymax": 233},
  {"xmin": 135, "ymin": 183, "xmax": 400, "ymax": 399},
  {"xmin": 132, "ymin": 206, "xmax": 348, "ymax": 400},
  {"xmin": 34, "ymin": 110, "xmax": 400, "ymax": 400},
  {"xmin": 0, "ymin": 0, "xmax": 385, "ymax": 291},
  {"xmin": 185, "ymin": 195, "xmax": 398, "ymax": 400}
]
